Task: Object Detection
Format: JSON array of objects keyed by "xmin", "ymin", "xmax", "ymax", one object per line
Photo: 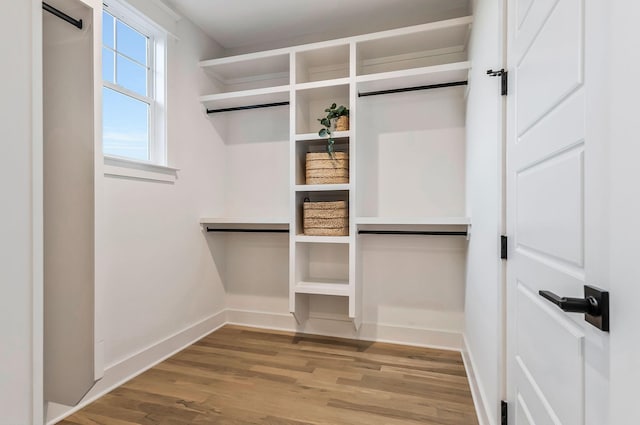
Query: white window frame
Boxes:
[{"xmin": 102, "ymin": 0, "xmax": 167, "ymax": 167}]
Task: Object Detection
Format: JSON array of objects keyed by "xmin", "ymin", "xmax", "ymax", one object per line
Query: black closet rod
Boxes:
[
  {"xmin": 43, "ymin": 2, "xmax": 83, "ymax": 29},
  {"xmin": 206, "ymin": 101, "xmax": 289, "ymax": 114},
  {"xmin": 358, "ymin": 230, "xmax": 468, "ymax": 236},
  {"xmin": 358, "ymin": 80, "xmax": 468, "ymax": 97},
  {"xmin": 206, "ymin": 228, "xmax": 289, "ymax": 233}
]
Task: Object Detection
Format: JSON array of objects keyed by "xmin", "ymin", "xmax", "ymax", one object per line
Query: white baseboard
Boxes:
[
  {"xmin": 227, "ymin": 308, "xmax": 463, "ymax": 351},
  {"xmin": 45, "ymin": 310, "xmax": 227, "ymax": 425},
  {"xmin": 462, "ymin": 334, "xmax": 494, "ymax": 425}
]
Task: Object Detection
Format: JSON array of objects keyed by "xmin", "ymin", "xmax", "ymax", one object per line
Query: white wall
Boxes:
[
  {"xmin": 609, "ymin": 1, "xmax": 640, "ymax": 423},
  {"xmin": 0, "ymin": 1, "xmax": 41, "ymax": 423},
  {"xmin": 99, "ymin": 13, "xmax": 228, "ymax": 369},
  {"xmin": 463, "ymin": 0, "xmax": 504, "ymax": 424},
  {"xmin": 43, "ymin": 0, "xmax": 97, "ymax": 405}
]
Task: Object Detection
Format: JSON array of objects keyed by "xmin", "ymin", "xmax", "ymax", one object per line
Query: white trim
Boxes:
[
  {"xmin": 103, "ymin": 81, "xmax": 152, "ymax": 105},
  {"xmin": 226, "ymin": 309, "xmax": 463, "ymax": 351},
  {"xmin": 462, "ymin": 335, "xmax": 495, "ymax": 425},
  {"xmin": 102, "ymin": 1, "xmax": 168, "ymax": 167},
  {"xmin": 31, "ymin": 0, "xmax": 44, "ymax": 422},
  {"xmin": 103, "ymin": 155, "xmax": 178, "ymax": 182},
  {"xmin": 45, "ymin": 310, "xmax": 227, "ymax": 425}
]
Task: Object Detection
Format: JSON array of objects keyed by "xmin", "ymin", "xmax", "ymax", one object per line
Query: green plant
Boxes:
[{"xmin": 317, "ymin": 103, "xmax": 349, "ymax": 156}]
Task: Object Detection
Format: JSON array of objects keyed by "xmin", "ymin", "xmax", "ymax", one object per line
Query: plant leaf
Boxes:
[{"xmin": 319, "ymin": 128, "xmax": 327, "ymax": 137}]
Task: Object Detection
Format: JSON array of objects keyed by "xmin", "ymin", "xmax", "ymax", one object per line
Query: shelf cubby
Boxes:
[
  {"xmin": 200, "ymin": 52, "xmax": 290, "ymax": 92},
  {"xmin": 295, "ymin": 83, "xmax": 350, "ymax": 134},
  {"xmin": 294, "ymin": 135, "xmax": 350, "ymax": 186},
  {"xmin": 356, "ymin": 16, "xmax": 472, "ymax": 76},
  {"xmin": 295, "ymin": 44, "xmax": 350, "ymax": 84},
  {"xmin": 294, "ymin": 242, "xmax": 350, "ymax": 289},
  {"xmin": 294, "ymin": 191, "xmax": 350, "ymax": 237}
]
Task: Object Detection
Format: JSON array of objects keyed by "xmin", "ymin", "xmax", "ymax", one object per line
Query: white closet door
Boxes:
[{"xmin": 506, "ymin": 0, "xmax": 610, "ymax": 424}]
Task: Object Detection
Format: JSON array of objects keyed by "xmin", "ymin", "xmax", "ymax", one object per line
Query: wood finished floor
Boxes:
[{"xmin": 60, "ymin": 325, "xmax": 479, "ymax": 425}]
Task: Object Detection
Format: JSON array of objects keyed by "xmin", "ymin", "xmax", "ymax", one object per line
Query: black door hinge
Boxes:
[
  {"xmin": 501, "ymin": 235, "xmax": 508, "ymax": 260},
  {"xmin": 501, "ymin": 400, "xmax": 508, "ymax": 425},
  {"xmin": 487, "ymin": 69, "xmax": 508, "ymax": 95}
]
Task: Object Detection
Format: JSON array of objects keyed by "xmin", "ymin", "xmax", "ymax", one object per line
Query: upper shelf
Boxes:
[
  {"xmin": 356, "ymin": 61, "xmax": 470, "ymax": 96},
  {"xmin": 200, "ymin": 52, "xmax": 290, "ymax": 89},
  {"xmin": 199, "ymin": 15, "xmax": 473, "ymax": 113},
  {"xmin": 199, "ymin": 86, "xmax": 290, "ymax": 113},
  {"xmin": 356, "ymin": 16, "xmax": 472, "ymax": 76}
]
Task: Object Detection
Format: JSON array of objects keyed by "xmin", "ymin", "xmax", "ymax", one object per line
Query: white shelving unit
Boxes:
[{"xmin": 199, "ymin": 14, "xmax": 473, "ymax": 330}]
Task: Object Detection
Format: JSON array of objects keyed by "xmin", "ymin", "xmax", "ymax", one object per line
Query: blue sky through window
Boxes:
[{"xmin": 102, "ymin": 10, "xmax": 151, "ymax": 161}]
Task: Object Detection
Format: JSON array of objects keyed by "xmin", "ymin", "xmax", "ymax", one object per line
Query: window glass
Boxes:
[
  {"xmin": 116, "ymin": 20, "xmax": 147, "ymax": 65},
  {"xmin": 102, "ymin": 11, "xmax": 114, "ymax": 48},
  {"xmin": 102, "ymin": 87, "xmax": 150, "ymax": 161},
  {"xmin": 102, "ymin": 47, "xmax": 115, "ymax": 83},
  {"xmin": 102, "ymin": 3, "xmax": 164, "ymax": 165},
  {"xmin": 116, "ymin": 54, "xmax": 147, "ymax": 96}
]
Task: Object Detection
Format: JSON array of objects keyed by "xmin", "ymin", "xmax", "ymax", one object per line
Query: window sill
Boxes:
[{"xmin": 103, "ymin": 155, "xmax": 179, "ymax": 183}]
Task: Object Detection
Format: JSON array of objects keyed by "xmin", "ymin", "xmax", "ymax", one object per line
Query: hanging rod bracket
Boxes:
[
  {"xmin": 486, "ymin": 69, "xmax": 508, "ymax": 95},
  {"xmin": 43, "ymin": 2, "xmax": 83, "ymax": 29},
  {"xmin": 206, "ymin": 101, "xmax": 289, "ymax": 114},
  {"xmin": 358, "ymin": 80, "xmax": 468, "ymax": 98}
]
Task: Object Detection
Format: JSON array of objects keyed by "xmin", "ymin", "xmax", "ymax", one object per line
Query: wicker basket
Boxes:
[
  {"xmin": 306, "ymin": 152, "xmax": 349, "ymax": 184},
  {"xmin": 335, "ymin": 116, "xmax": 349, "ymax": 131},
  {"xmin": 303, "ymin": 200, "xmax": 349, "ymax": 236}
]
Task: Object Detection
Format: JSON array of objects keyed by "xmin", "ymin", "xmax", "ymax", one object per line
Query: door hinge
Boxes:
[
  {"xmin": 487, "ymin": 69, "xmax": 508, "ymax": 95},
  {"xmin": 501, "ymin": 235, "xmax": 508, "ymax": 260},
  {"xmin": 501, "ymin": 400, "xmax": 508, "ymax": 425}
]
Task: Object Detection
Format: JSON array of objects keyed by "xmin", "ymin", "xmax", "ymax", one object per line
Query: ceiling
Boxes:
[{"xmin": 164, "ymin": 0, "xmax": 470, "ymax": 53}]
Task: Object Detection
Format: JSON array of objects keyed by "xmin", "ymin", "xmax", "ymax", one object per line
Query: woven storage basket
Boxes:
[
  {"xmin": 303, "ymin": 200, "xmax": 349, "ymax": 236},
  {"xmin": 306, "ymin": 152, "xmax": 349, "ymax": 184},
  {"xmin": 335, "ymin": 116, "xmax": 349, "ymax": 131}
]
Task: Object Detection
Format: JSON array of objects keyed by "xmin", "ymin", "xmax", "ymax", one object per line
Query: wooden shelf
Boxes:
[
  {"xmin": 356, "ymin": 61, "xmax": 470, "ymax": 95},
  {"xmin": 199, "ymin": 86, "xmax": 290, "ymax": 112},
  {"xmin": 295, "ymin": 235, "xmax": 350, "ymax": 244},
  {"xmin": 295, "ymin": 279, "xmax": 350, "ymax": 297}
]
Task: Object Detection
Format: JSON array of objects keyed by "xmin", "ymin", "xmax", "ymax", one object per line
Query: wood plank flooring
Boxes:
[{"xmin": 59, "ymin": 325, "xmax": 479, "ymax": 425}]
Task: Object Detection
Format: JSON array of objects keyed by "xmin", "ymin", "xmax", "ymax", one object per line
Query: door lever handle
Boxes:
[
  {"xmin": 538, "ymin": 291, "xmax": 600, "ymax": 315},
  {"xmin": 538, "ymin": 285, "xmax": 609, "ymax": 332}
]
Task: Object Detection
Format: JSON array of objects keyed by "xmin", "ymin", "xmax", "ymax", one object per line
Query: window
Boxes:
[{"xmin": 102, "ymin": 1, "xmax": 166, "ymax": 165}]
